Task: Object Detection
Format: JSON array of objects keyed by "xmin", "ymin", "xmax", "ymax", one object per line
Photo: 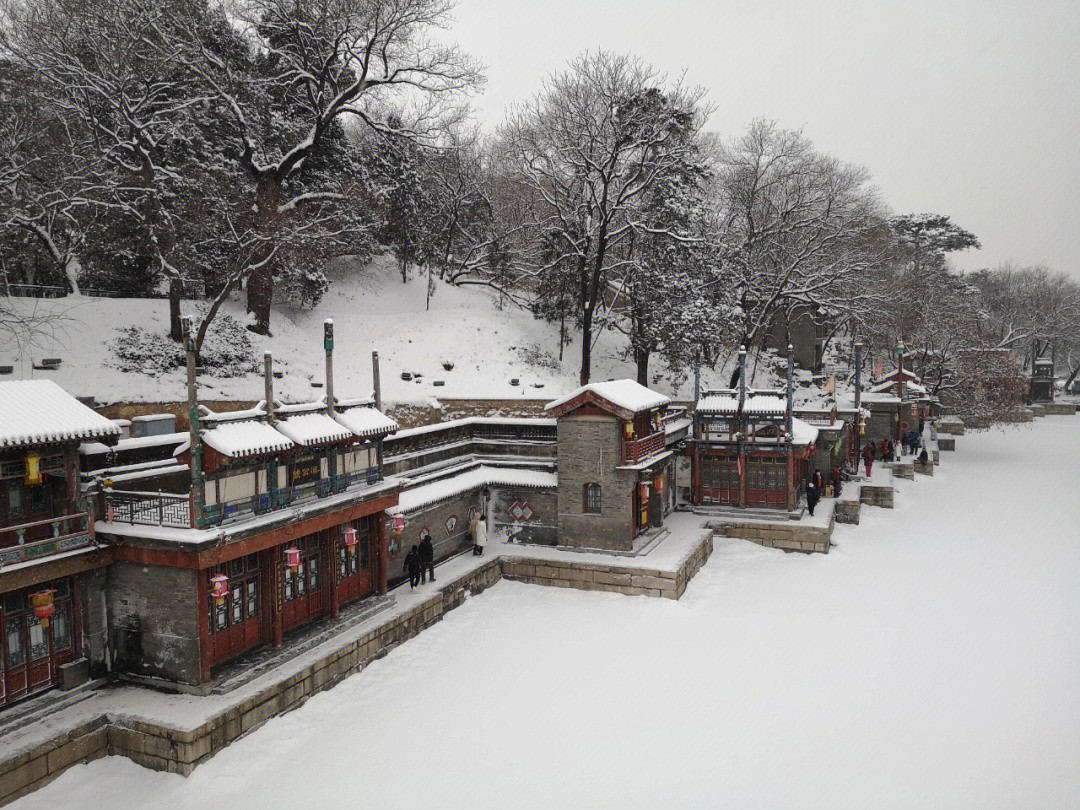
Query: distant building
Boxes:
[{"xmin": 1030, "ymin": 358, "xmax": 1054, "ymax": 403}]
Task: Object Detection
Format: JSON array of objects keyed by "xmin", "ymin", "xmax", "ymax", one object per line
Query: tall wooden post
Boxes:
[
  {"xmin": 737, "ymin": 346, "xmax": 747, "ymax": 509},
  {"xmin": 372, "ymin": 351, "xmax": 382, "ymax": 411},
  {"xmin": 184, "ymin": 317, "xmax": 203, "ymax": 528},
  {"xmin": 324, "ymin": 319, "xmax": 335, "ymax": 414},
  {"xmin": 854, "ymin": 341, "xmax": 864, "ymax": 470},
  {"xmin": 329, "ymin": 531, "xmax": 340, "ymax": 619},
  {"xmin": 786, "ymin": 344, "xmax": 796, "ymax": 511},
  {"xmin": 376, "ymin": 513, "xmax": 389, "ymax": 594}
]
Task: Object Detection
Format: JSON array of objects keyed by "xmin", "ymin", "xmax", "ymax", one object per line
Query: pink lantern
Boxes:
[
  {"xmin": 911, "ymin": 404, "xmax": 918, "ymax": 417},
  {"xmin": 343, "ymin": 527, "xmax": 358, "ymax": 548},
  {"xmin": 210, "ymin": 574, "xmax": 229, "ymax": 605},
  {"xmin": 391, "ymin": 513, "xmax": 405, "ymax": 534},
  {"xmin": 284, "ymin": 546, "xmax": 301, "ymax": 572},
  {"xmin": 639, "ymin": 482, "xmax": 650, "ymax": 502}
]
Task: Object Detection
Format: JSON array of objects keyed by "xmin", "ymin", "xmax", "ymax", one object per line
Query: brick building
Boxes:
[{"xmin": 546, "ymin": 380, "xmax": 677, "ymax": 551}]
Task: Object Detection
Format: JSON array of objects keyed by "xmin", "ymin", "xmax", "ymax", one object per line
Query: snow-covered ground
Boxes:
[
  {"xmin": 1, "ymin": 258, "xmax": 761, "ymax": 406},
  {"xmin": 12, "ymin": 417, "xmax": 1080, "ymax": 809}
]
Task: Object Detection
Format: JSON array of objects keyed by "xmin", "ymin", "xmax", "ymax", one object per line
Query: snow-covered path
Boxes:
[{"xmin": 12, "ymin": 419, "xmax": 1080, "ymax": 809}]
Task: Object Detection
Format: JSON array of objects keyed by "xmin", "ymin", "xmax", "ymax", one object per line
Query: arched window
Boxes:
[{"xmin": 584, "ymin": 483, "xmax": 602, "ymax": 514}]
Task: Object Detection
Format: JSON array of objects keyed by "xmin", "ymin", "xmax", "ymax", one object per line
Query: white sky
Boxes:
[{"xmin": 448, "ymin": 0, "xmax": 1080, "ymax": 280}]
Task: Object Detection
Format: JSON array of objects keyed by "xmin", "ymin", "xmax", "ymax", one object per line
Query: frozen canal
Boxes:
[{"xmin": 12, "ymin": 418, "xmax": 1080, "ymax": 809}]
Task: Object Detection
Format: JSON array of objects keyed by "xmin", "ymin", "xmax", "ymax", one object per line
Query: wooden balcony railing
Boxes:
[
  {"xmin": 101, "ymin": 468, "xmax": 384, "ymax": 529},
  {"xmin": 0, "ymin": 512, "xmax": 94, "ymax": 566},
  {"xmin": 622, "ymin": 431, "xmax": 666, "ymax": 464}
]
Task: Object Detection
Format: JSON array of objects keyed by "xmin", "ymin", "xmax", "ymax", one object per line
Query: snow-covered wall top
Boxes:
[{"xmin": 0, "ymin": 379, "xmax": 121, "ymax": 449}]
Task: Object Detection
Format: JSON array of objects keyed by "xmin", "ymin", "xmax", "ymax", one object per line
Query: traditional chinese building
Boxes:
[
  {"xmin": 863, "ymin": 345, "xmax": 936, "ymax": 441},
  {"xmin": 0, "ymin": 380, "xmax": 120, "ymax": 707},
  {"xmin": 1029, "ymin": 357, "xmax": 1055, "ymax": 403},
  {"xmin": 687, "ymin": 350, "xmax": 819, "ymax": 510},
  {"xmin": 92, "ymin": 321, "xmax": 401, "ymax": 688},
  {"xmin": 546, "ymin": 380, "xmax": 677, "ymax": 551}
]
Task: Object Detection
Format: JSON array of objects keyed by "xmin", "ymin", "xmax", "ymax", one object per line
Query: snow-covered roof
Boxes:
[
  {"xmin": 867, "ymin": 378, "xmax": 928, "ymax": 396},
  {"xmin": 792, "ymin": 417, "xmax": 819, "ymax": 446},
  {"xmin": 0, "ymin": 380, "xmax": 120, "ymax": 449},
  {"xmin": 81, "ymin": 432, "xmax": 187, "ymax": 456},
  {"xmin": 545, "ymin": 379, "xmax": 670, "ymax": 417},
  {"xmin": 392, "ymin": 464, "xmax": 556, "ymax": 514},
  {"xmin": 697, "ymin": 389, "xmax": 787, "ymax": 416},
  {"xmin": 275, "ymin": 410, "xmax": 354, "ymax": 447},
  {"xmin": 202, "ymin": 419, "xmax": 295, "ymax": 459},
  {"xmin": 334, "ymin": 405, "xmax": 399, "ymax": 439}
]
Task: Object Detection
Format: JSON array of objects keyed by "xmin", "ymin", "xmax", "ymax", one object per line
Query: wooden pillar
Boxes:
[
  {"xmin": 271, "ymin": 557, "xmax": 283, "ymax": 648},
  {"xmin": 376, "ymin": 512, "xmax": 388, "ymax": 594},
  {"xmin": 196, "ymin": 568, "xmax": 212, "ymax": 683},
  {"xmin": 329, "ymin": 528, "xmax": 340, "ymax": 619},
  {"xmin": 72, "ymin": 575, "xmax": 85, "ymax": 661},
  {"xmin": 64, "ymin": 449, "xmax": 79, "ymax": 515},
  {"xmin": 786, "ymin": 449, "xmax": 796, "ymax": 511},
  {"xmin": 691, "ymin": 448, "xmax": 701, "ymax": 506},
  {"xmin": 738, "ymin": 448, "xmax": 747, "ymax": 509}
]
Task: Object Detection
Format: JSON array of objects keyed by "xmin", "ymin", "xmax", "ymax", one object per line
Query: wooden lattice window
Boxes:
[{"xmin": 584, "ymin": 483, "xmax": 602, "ymax": 514}]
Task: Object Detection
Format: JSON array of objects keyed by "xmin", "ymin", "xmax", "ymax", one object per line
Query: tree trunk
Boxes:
[
  {"xmin": 579, "ymin": 308, "xmax": 592, "ymax": 386},
  {"xmin": 169, "ymin": 275, "xmax": 183, "ymax": 341},
  {"xmin": 635, "ymin": 348, "xmax": 649, "ymax": 386},
  {"xmin": 246, "ymin": 179, "xmax": 280, "ymax": 336}
]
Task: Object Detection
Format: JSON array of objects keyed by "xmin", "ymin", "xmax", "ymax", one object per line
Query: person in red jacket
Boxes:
[
  {"xmin": 863, "ymin": 444, "xmax": 875, "ymax": 477},
  {"xmin": 831, "ymin": 465, "xmax": 843, "ymax": 497}
]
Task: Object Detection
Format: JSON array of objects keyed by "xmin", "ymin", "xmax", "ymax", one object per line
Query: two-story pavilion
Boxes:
[
  {"xmin": 688, "ymin": 388, "xmax": 819, "ymax": 510},
  {"xmin": 545, "ymin": 380, "xmax": 676, "ymax": 551},
  {"xmin": 0, "ymin": 380, "xmax": 120, "ymax": 707}
]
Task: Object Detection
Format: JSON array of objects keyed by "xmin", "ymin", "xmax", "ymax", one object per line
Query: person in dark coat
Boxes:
[
  {"xmin": 830, "ymin": 465, "xmax": 843, "ymax": 497},
  {"xmin": 863, "ymin": 444, "xmax": 875, "ymax": 477},
  {"xmin": 918, "ymin": 446, "xmax": 929, "ymax": 465},
  {"xmin": 812, "ymin": 469, "xmax": 825, "ymax": 493},
  {"xmin": 418, "ymin": 530, "xmax": 435, "ymax": 583},
  {"xmin": 805, "ymin": 476, "xmax": 820, "ymax": 517},
  {"xmin": 404, "ymin": 545, "xmax": 422, "ymax": 589}
]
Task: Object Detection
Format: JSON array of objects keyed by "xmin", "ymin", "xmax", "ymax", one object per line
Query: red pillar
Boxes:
[
  {"xmin": 738, "ymin": 448, "xmax": 747, "ymax": 508},
  {"xmin": 691, "ymin": 448, "xmax": 701, "ymax": 506},
  {"xmin": 329, "ymin": 529, "xmax": 340, "ymax": 620},
  {"xmin": 376, "ymin": 512, "xmax": 388, "ymax": 594},
  {"xmin": 196, "ymin": 568, "xmax": 212, "ymax": 683},
  {"xmin": 271, "ymin": 557, "xmax": 283, "ymax": 648}
]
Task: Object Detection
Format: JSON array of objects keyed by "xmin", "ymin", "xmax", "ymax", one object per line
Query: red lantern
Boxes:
[
  {"xmin": 343, "ymin": 527, "xmax": 358, "ymax": 548},
  {"xmin": 640, "ymin": 482, "xmax": 650, "ymax": 501},
  {"xmin": 654, "ymin": 476, "xmax": 663, "ymax": 493},
  {"xmin": 30, "ymin": 589, "xmax": 56, "ymax": 629},
  {"xmin": 210, "ymin": 574, "xmax": 229, "ymax": 606},
  {"xmin": 284, "ymin": 546, "xmax": 301, "ymax": 572},
  {"xmin": 911, "ymin": 404, "xmax": 918, "ymax": 417}
]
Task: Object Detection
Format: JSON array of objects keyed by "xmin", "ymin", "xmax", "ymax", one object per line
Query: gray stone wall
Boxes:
[
  {"xmin": 556, "ymin": 415, "xmax": 636, "ymax": 551},
  {"xmin": 491, "ymin": 487, "xmax": 557, "ymax": 544},
  {"xmin": 390, "ymin": 491, "xmax": 478, "ymax": 585},
  {"xmin": 107, "ymin": 563, "xmax": 201, "ymax": 686},
  {"xmin": 77, "ymin": 568, "xmax": 110, "ymax": 679}
]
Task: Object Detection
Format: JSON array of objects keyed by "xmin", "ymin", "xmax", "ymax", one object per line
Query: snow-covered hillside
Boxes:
[{"xmin": 2, "ymin": 258, "xmax": 761, "ymax": 407}]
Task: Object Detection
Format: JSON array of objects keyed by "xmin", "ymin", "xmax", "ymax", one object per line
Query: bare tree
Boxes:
[
  {"xmin": 190, "ymin": 0, "xmax": 482, "ymax": 334},
  {"xmin": 502, "ymin": 52, "xmax": 709, "ymax": 384}
]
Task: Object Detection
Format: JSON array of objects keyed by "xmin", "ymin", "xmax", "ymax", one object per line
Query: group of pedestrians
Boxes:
[
  {"xmin": 858, "ymin": 424, "xmax": 930, "ymax": 480},
  {"xmin": 403, "ymin": 514, "xmax": 488, "ymax": 590},
  {"xmin": 805, "ymin": 464, "xmax": 845, "ymax": 517}
]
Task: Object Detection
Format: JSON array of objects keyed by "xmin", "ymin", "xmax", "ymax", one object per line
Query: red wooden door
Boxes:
[
  {"xmin": 746, "ymin": 459, "xmax": 787, "ymax": 507},
  {"xmin": 2, "ymin": 593, "xmax": 74, "ymax": 707},
  {"xmin": 206, "ymin": 555, "xmax": 264, "ymax": 667},
  {"xmin": 701, "ymin": 458, "xmax": 739, "ymax": 504},
  {"xmin": 281, "ymin": 535, "xmax": 325, "ymax": 633},
  {"xmin": 335, "ymin": 527, "xmax": 373, "ymax": 608}
]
